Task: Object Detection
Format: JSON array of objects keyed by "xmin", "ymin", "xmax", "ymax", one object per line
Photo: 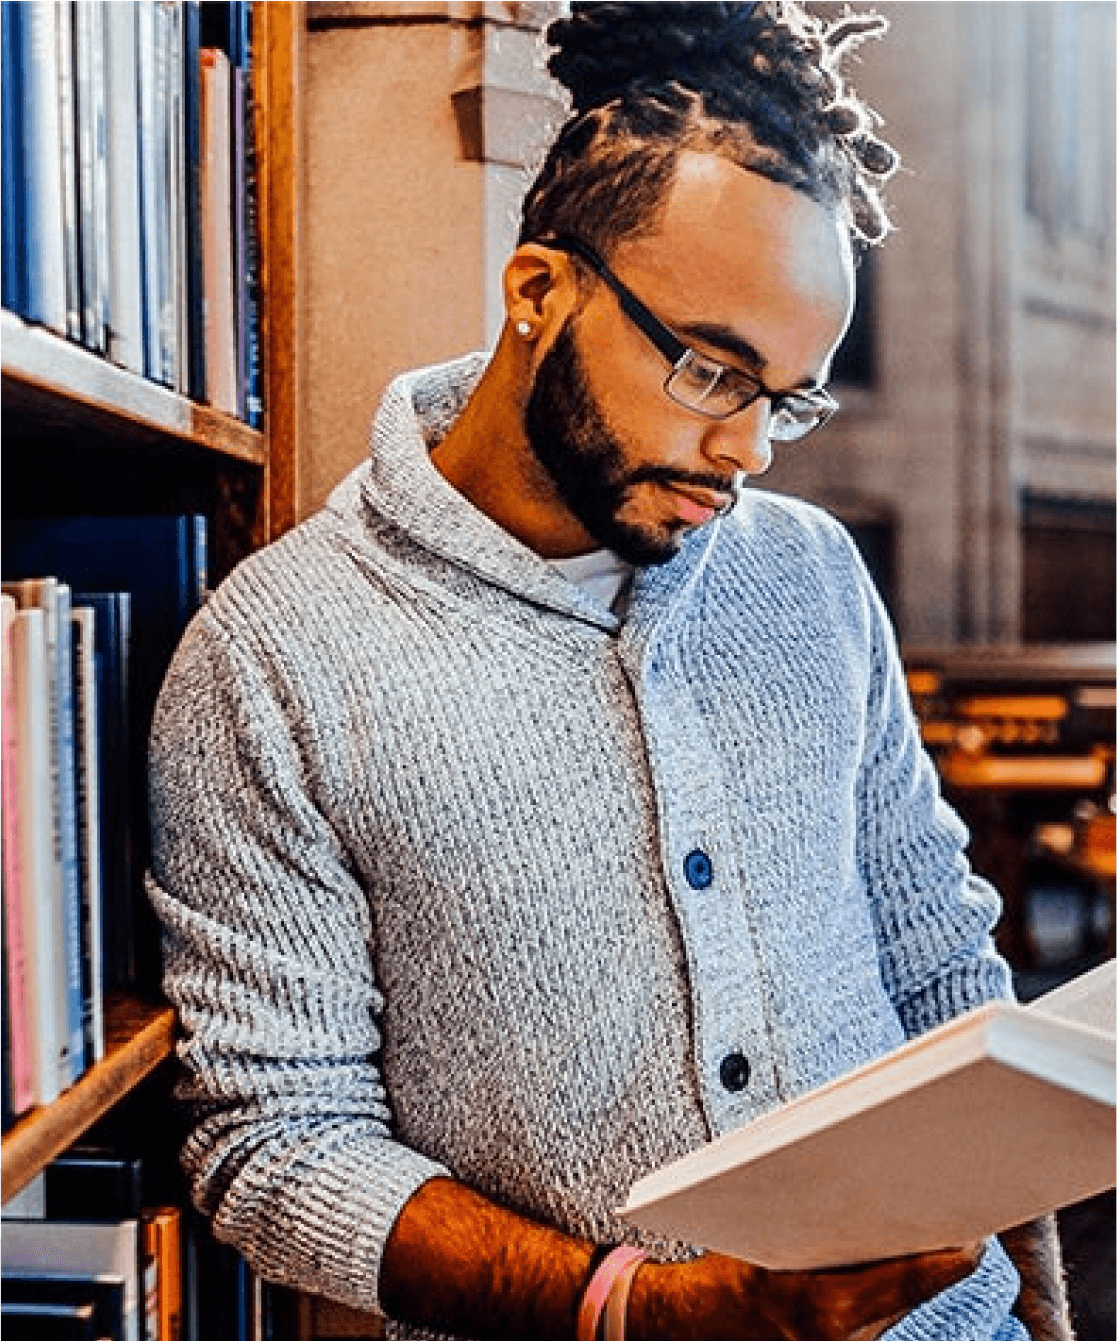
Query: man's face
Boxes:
[
  {"xmin": 524, "ymin": 318, "xmax": 740, "ymax": 566},
  {"xmin": 519, "ymin": 153, "xmax": 855, "ymax": 566}
]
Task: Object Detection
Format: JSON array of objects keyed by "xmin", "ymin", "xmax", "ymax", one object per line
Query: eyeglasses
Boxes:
[{"xmin": 548, "ymin": 234, "xmax": 839, "ymax": 443}]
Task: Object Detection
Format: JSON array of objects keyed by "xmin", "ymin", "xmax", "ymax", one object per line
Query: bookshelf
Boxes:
[{"xmin": 1, "ymin": 0, "xmax": 302, "ymax": 1219}]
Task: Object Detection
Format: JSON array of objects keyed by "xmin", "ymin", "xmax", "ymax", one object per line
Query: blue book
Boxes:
[
  {"xmin": 3, "ymin": 516, "xmax": 207, "ymax": 992},
  {"xmin": 13, "ymin": 0, "xmax": 67, "ymax": 331},
  {"xmin": 1, "ymin": 1, "xmax": 26, "ymax": 313},
  {"xmin": 182, "ymin": 0, "xmax": 206, "ymax": 403},
  {"xmin": 73, "ymin": 593, "xmax": 133, "ymax": 994}
]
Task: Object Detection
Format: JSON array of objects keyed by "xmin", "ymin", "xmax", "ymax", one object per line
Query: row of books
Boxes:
[
  {"xmin": 3, "ymin": 1144, "xmax": 289, "ymax": 1341},
  {"xmin": 2, "ymin": 515, "xmax": 209, "ymax": 1122},
  {"xmin": 1, "ymin": 0, "xmax": 261, "ymax": 425}
]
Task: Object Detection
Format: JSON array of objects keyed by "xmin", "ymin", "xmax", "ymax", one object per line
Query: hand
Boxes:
[{"xmin": 629, "ymin": 1241, "xmax": 987, "ymax": 1341}]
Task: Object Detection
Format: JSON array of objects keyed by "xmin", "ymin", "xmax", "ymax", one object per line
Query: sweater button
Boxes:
[
  {"xmin": 683, "ymin": 849, "xmax": 713, "ymax": 889},
  {"xmin": 719, "ymin": 1052, "xmax": 751, "ymax": 1092}
]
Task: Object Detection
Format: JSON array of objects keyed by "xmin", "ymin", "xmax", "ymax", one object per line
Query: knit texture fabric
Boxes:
[{"xmin": 148, "ymin": 354, "xmax": 1022, "ymax": 1339}]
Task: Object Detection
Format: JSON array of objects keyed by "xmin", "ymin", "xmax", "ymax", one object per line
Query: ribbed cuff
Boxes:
[{"xmin": 883, "ymin": 1237, "xmax": 1029, "ymax": 1341}]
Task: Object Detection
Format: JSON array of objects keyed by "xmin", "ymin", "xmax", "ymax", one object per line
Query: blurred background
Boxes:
[{"xmin": 281, "ymin": 3, "xmax": 1114, "ymax": 1336}]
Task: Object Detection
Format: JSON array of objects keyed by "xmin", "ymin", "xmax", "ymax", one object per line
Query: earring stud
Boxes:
[{"xmin": 516, "ymin": 321, "xmax": 532, "ymax": 337}]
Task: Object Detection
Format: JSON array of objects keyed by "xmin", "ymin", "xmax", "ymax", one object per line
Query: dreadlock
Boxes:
[{"xmin": 518, "ymin": 1, "xmax": 899, "ymax": 258}]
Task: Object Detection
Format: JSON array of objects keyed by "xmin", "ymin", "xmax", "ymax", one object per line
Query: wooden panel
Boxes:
[
  {"xmin": 1, "ymin": 310, "xmax": 266, "ymax": 466},
  {"xmin": 256, "ymin": 1, "xmax": 303, "ymax": 542},
  {"xmin": 1, "ymin": 995, "xmax": 177, "ymax": 1204}
]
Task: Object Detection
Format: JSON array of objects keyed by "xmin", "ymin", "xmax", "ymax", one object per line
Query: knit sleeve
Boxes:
[
  {"xmin": 846, "ymin": 540, "xmax": 1015, "ymax": 1037},
  {"xmin": 146, "ymin": 604, "xmax": 447, "ymax": 1316}
]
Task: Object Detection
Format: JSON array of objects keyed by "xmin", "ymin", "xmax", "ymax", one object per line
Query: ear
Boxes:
[{"xmin": 503, "ymin": 243, "xmax": 580, "ymax": 345}]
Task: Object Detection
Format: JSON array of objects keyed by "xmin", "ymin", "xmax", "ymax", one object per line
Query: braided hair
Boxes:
[{"xmin": 519, "ymin": 2, "xmax": 899, "ymax": 258}]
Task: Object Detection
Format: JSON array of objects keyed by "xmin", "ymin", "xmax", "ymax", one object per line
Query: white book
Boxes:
[
  {"xmin": 199, "ymin": 45, "xmax": 237, "ymax": 412},
  {"xmin": 71, "ymin": 605, "xmax": 105, "ymax": 1064},
  {"xmin": 2, "ymin": 1217, "xmax": 142, "ymax": 1341},
  {"xmin": 4, "ymin": 578, "xmax": 85, "ymax": 1089},
  {"xmin": 621, "ymin": 961, "xmax": 1116, "ymax": 1270},
  {"xmin": 6, "ymin": 607, "xmax": 61, "ymax": 1106},
  {"xmin": 104, "ymin": 0, "xmax": 145, "ymax": 373}
]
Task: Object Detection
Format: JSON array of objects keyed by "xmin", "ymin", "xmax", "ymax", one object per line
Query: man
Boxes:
[{"xmin": 148, "ymin": 4, "xmax": 1073, "ymax": 1338}]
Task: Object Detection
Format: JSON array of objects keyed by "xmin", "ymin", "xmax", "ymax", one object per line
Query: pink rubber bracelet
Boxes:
[
  {"xmin": 603, "ymin": 1249, "xmax": 646, "ymax": 1341},
  {"xmin": 577, "ymin": 1246, "xmax": 648, "ymax": 1341}
]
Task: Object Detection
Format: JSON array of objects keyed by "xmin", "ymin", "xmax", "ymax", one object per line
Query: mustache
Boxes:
[{"xmin": 625, "ymin": 464, "xmax": 742, "ymax": 503}]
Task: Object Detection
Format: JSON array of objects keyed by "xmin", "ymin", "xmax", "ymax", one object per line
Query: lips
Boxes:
[{"xmin": 665, "ymin": 483, "xmax": 734, "ymax": 526}]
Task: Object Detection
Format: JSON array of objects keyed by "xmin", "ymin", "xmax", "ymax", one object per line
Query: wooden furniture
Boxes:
[
  {"xmin": 906, "ymin": 645, "xmax": 1116, "ymax": 968},
  {"xmin": 1, "ymin": 1, "xmax": 302, "ymax": 1211}
]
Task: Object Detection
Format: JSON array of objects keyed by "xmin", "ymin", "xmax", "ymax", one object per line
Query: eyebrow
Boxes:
[{"xmin": 673, "ymin": 319, "xmax": 826, "ymax": 393}]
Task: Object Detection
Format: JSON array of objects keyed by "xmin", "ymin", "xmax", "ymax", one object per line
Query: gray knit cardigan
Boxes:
[{"xmin": 148, "ymin": 354, "xmax": 1027, "ymax": 1340}]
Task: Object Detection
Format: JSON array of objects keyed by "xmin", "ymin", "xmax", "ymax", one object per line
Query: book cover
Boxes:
[
  {"xmin": 4, "ymin": 598, "xmax": 67, "ymax": 1104},
  {"xmin": 1, "ymin": 593, "xmax": 35, "ymax": 1115},
  {"xmin": 2, "ymin": 1218, "xmax": 142, "ymax": 1341},
  {"xmin": 71, "ymin": 606, "xmax": 106, "ymax": 1065},
  {"xmin": 621, "ymin": 961, "xmax": 1116, "ymax": 1270},
  {"xmin": 103, "ymin": 0, "xmax": 145, "ymax": 373}
]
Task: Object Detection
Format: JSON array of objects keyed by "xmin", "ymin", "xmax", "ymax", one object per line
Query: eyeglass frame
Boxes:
[{"xmin": 545, "ymin": 233, "xmax": 839, "ymax": 437}]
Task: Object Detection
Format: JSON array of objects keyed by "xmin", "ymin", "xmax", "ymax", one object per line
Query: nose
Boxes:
[{"xmin": 700, "ymin": 399, "xmax": 773, "ymax": 478}]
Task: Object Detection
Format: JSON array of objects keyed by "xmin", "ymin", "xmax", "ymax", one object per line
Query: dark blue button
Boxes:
[
  {"xmin": 719, "ymin": 1052, "xmax": 751, "ymax": 1092},
  {"xmin": 683, "ymin": 849, "xmax": 713, "ymax": 889}
]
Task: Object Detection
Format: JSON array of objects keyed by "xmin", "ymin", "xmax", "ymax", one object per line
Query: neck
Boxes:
[{"xmin": 430, "ymin": 331, "xmax": 599, "ymax": 560}]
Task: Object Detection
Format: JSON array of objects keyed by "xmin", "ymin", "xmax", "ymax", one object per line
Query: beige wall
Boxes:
[
  {"xmin": 299, "ymin": 1, "xmax": 557, "ymax": 515},
  {"xmin": 298, "ymin": 1, "xmax": 1115, "ymax": 646}
]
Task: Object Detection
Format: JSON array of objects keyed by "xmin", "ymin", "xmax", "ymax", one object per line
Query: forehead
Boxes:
[{"xmin": 610, "ymin": 151, "xmax": 855, "ymax": 379}]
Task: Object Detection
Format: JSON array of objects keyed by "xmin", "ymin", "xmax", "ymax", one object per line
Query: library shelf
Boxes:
[
  {"xmin": 1, "ymin": 308, "xmax": 266, "ymax": 468},
  {"xmin": 1, "ymin": 993, "xmax": 178, "ymax": 1204}
]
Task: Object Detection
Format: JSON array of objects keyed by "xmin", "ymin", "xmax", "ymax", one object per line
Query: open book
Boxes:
[{"xmin": 621, "ymin": 960, "xmax": 1115, "ymax": 1270}]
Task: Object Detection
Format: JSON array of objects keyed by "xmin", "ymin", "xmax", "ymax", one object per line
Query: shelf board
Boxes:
[
  {"xmin": 1, "ymin": 994, "xmax": 177, "ymax": 1204},
  {"xmin": 1, "ymin": 309, "xmax": 266, "ymax": 467}
]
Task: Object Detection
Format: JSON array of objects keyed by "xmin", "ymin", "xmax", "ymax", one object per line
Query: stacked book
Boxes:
[
  {"xmin": 2, "ymin": 515, "xmax": 208, "ymax": 1123},
  {"xmin": 1, "ymin": 0, "xmax": 261, "ymax": 425}
]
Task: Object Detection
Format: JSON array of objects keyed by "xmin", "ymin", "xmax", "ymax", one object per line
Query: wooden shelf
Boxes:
[
  {"xmin": 1, "ymin": 309, "xmax": 266, "ymax": 467},
  {"xmin": 1, "ymin": 993, "xmax": 177, "ymax": 1204}
]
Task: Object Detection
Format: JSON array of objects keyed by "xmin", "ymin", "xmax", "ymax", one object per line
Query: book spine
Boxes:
[
  {"xmin": 8, "ymin": 606, "xmax": 61, "ymax": 1106},
  {"xmin": 232, "ymin": 64, "xmax": 247, "ymax": 422},
  {"xmin": 171, "ymin": 0, "xmax": 190, "ymax": 398},
  {"xmin": 154, "ymin": 0, "xmax": 179, "ymax": 389},
  {"xmin": 1, "ymin": 594, "xmax": 35, "ymax": 1114},
  {"xmin": 19, "ymin": 0, "xmax": 67, "ymax": 332},
  {"xmin": 144, "ymin": 1207, "xmax": 183, "ymax": 1341},
  {"xmin": 72, "ymin": 0, "xmax": 103, "ymax": 352},
  {"xmin": 71, "ymin": 607, "xmax": 106, "ymax": 1065},
  {"xmin": 1, "ymin": 0, "xmax": 27, "ymax": 314},
  {"xmin": 103, "ymin": 0, "xmax": 145, "ymax": 373},
  {"xmin": 136, "ymin": 0, "xmax": 161, "ymax": 383},
  {"xmin": 90, "ymin": 0, "xmax": 113, "ymax": 358},
  {"xmin": 199, "ymin": 47, "xmax": 236, "ymax": 413},
  {"xmin": 54, "ymin": 0, "xmax": 83, "ymax": 343},
  {"xmin": 242, "ymin": 1, "xmax": 262, "ymax": 432},
  {"xmin": 182, "ymin": 0, "xmax": 205, "ymax": 403},
  {"xmin": 50, "ymin": 583, "xmax": 87, "ymax": 1085}
]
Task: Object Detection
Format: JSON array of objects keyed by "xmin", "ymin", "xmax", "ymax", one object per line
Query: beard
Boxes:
[{"xmin": 523, "ymin": 320, "xmax": 739, "ymax": 568}]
